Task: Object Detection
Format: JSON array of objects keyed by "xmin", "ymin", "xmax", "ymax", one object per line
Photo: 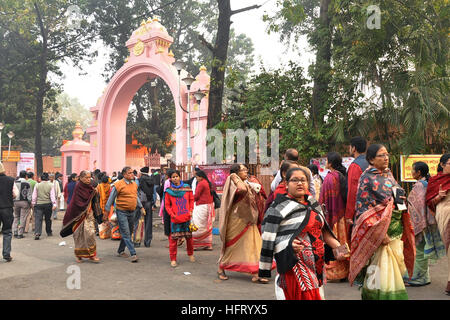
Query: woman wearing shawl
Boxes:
[
  {"xmin": 319, "ymin": 152, "xmax": 349, "ymax": 281},
  {"xmin": 406, "ymin": 162, "xmax": 445, "ymax": 287},
  {"xmin": 192, "ymin": 170, "xmax": 215, "ymax": 251},
  {"xmin": 61, "ymin": 171, "xmax": 102, "ymax": 263},
  {"xmin": 426, "ymin": 153, "xmax": 450, "ymax": 295},
  {"xmin": 349, "ymin": 144, "xmax": 415, "ymax": 300},
  {"xmin": 258, "ymin": 167, "xmax": 347, "ymax": 300},
  {"xmin": 217, "ymin": 164, "xmax": 273, "ymax": 281},
  {"xmin": 164, "ymin": 170, "xmax": 195, "ymax": 267},
  {"xmin": 264, "ymin": 161, "xmax": 299, "ymax": 213}
]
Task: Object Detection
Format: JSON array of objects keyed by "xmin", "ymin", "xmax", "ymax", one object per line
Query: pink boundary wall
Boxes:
[{"xmin": 86, "ymin": 18, "xmax": 210, "ymax": 174}]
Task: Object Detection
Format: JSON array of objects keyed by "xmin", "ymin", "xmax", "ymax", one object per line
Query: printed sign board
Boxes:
[{"xmin": 400, "ymin": 154, "xmax": 442, "ymax": 182}]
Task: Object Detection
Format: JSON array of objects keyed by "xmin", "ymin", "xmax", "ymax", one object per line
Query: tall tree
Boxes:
[
  {"xmin": 0, "ymin": 0, "xmax": 96, "ymax": 174},
  {"xmin": 199, "ymin": 0, "xmax": 261, "ymax": 128}
]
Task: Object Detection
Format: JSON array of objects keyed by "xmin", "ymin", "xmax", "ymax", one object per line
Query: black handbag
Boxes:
[{"xmin": 212, "ymin": 190, "xmax": 221, "ymax": 209}]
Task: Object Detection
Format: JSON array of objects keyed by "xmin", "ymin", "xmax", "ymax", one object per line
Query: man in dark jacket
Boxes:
[
  {"xmin": 138, "ymin": 167, "xmax": 154, "ymax": 247},
  {"xmin": 0, "ymin": 162, "xmax": 18, "ymax": 261}
]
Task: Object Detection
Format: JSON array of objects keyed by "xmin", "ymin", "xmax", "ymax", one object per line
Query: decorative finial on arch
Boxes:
[{"xmin": 72, "ymin": 121, "xmax": 84, "ymax": 140}]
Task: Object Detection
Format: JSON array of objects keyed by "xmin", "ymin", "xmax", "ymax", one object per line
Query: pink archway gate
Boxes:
[{"xmin": 87, "ymin": 17, "xmax": 210, "ymax": 174}]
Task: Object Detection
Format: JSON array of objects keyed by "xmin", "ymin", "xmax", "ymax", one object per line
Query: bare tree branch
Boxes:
[
  {"xmin": 198, "ymin": 33, "xmax": 214, "ymax": 52},
  {"xmin": 231, "ymin": 4, "xmax": 261, "ymax": 16}
]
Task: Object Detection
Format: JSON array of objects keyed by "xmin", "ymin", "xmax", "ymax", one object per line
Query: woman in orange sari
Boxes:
[{"xmin": 217, "ymin": 164, "xmax": 274, "ymax": 281}]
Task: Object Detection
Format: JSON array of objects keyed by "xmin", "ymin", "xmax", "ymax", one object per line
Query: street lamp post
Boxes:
[
  {"xmin": 5, "ymin": 131, "xmax": 14, "ymax": 161},
  {"xmin": 193, "ymin": 89, "xmax": 206, "ymax": 136},
  {"xmin": 0, "ymin": 122, "xmax": 4, "ymax": 161},
  {"xmin": 182, "ymin": 74, "xmax": 195, "ymax": 166}
]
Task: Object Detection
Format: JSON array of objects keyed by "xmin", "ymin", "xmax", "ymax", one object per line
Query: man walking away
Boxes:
[
  {"xmin": 105, "ymin": 166, "xmax": 145, "ymax": 262},
  {"xmin": 24, "ymin": 172, "xmax": 37, "ymax": 234},
  {"xmin": 0, "ymin": 162, "xmax": 18, "ymax": 261},
  {"xmin": 13, "ymin": 170, "xmax": 32, "ymax": 239},
  {"xmin": 49, "ymin": 173, "xmax": 61, "ymax": 220},
  {"xmin": 32, "ymin": 173, "xmax": 57, "ymax": 240},
  {"xmin": 138, "ymin": 167, "xmax": 154, "ymax": 247}
]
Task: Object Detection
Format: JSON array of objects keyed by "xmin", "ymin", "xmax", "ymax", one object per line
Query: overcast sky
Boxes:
[{"xmin": 59, "ymin": 0, "xmax": 314, "ymax": 109}]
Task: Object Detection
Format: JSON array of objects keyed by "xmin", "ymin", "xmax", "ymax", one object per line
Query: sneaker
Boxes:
[
  {"xmin": 131, "ymin": 255, "xmax": 138, "ymax": 263},
  {"xmin": 117, "ymin": 252, "xmax": 129, "ymax": 258},
  {"xmin": 3, "ymin": 256, "xmax": 12, "ymax": 262},
  {"xmin": 34, "ymin": 235, "xmax": 40, "ymax": 240},
  {"xmin": 13, "ymin": 234, "xmax": 18, "ymax": 238},
  {"xmin": 17, "ymin": 235, "xmax": 24, "ymax": 239},
  {"xmin": 47, "ymin": 233, "xmax": 53, "ymax": 237}
]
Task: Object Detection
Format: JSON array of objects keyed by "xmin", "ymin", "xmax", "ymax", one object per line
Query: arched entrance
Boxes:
[{"xmin": 87, "ymin": 17, "xmax": 210, "ymax": 173}]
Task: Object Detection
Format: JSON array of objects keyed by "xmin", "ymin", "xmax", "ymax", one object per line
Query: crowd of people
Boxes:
[{"xmin": 0, "ymin": 139, "xmax": 448, "ymax": 301}]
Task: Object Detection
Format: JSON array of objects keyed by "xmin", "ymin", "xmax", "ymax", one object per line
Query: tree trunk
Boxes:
[
  {"xmin": 207, "ymin": 0, "xmax": 232, "ymax": 129},
  {"xmin": 311, "ymin": 0, "xmax": 332, "ymax": 129},
  {"xmin": 34, "ymin": 2, "xmax": 48, "ymax": 176},
  {"xmin": 203, "ymin": 1, "xmax": 261, "ymax": 129}
]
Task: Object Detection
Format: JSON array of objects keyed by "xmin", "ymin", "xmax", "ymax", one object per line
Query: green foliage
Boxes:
[{"xmin": 219, "ymin": 62, "xmax": 339, "ymax": 162}]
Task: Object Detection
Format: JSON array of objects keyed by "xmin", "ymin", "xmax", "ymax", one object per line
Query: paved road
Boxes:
[{"xmin": 0, "ymin": 210, "xmax": 448, "ymax": 300}]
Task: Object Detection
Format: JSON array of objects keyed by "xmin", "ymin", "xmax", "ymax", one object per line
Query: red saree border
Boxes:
[{"xmin": 225, "ymin": 223, "xmax": 251, "ymax": 248}]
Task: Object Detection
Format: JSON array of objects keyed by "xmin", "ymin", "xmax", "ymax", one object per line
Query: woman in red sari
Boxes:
[
  {"xmin": 61, "ymin": 171, "xmax": 102, "ymax": 263},
  {"xmin": 426, "ymin": 153, "xmax": 450, "ymax": 295},
  {"xmin": 192, "ymin": 170, "xmax": 215, "ymax": 251},
  {"xmin": 319, "ymin": 152, "xmax": 349, "ymax": 281}
]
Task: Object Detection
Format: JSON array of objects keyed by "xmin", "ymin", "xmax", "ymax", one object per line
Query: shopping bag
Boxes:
[
  {"xmin": 99, "ymin": 222, "xmax": 111, "ymax": 239},
  {"xmin": 133, "ymin": 216, "xmax": 145, "ymax": 243}
]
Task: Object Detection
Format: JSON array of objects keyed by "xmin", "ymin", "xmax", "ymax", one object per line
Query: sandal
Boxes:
[
  {"xmin": 171, "ymin": 261, "xmax": 178, "ymax": 268},
  {"xmin": 89, "ymin": 257, "xmax": 100, "ymax": 263},
  {"xmin": 252, "ymin": 276, "xmax": 269, "ymax": 284},
  {"xmin": 217, "ymin": 271, "xmax": 228, "ymax": 280},
  {"xmin": 75, "ymin": 257, "xmax": 83, "ymax": 263}
]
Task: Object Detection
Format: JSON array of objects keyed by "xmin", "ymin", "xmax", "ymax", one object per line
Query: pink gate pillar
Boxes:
[
  {"xmin": 190, "ymin": 66, "xmax": 210, "ymax": 165},
  {"xmin": 87, "ymin": 17, "xmax": 210, "ymax": 174},
  {"xmin": 60, "ymin": 122, "xmax": 90, "ymax": 184}
]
